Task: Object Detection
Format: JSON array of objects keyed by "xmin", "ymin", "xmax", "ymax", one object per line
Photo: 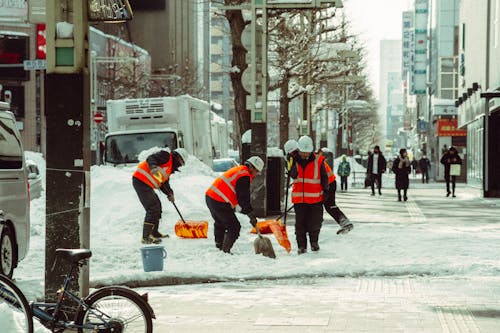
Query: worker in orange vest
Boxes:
[
  {"xmin": 205, "ymin": 156, "xmax": 264, "ymax": 253},
  {"xmin": 317, "ymin": 148, "xmax": 353, "ymax": 235},
  {"xmin": 289, "ymin": 136, "xmax": 329, "ymax": 254},
  {"xmin": 133, "ymin": 148, "xmax": 189, "ymax": 244}
]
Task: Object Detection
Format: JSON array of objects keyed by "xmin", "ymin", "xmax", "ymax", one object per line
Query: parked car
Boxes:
[
  {"xmin": 26, "ymin": 159, "xmax": 42, "ymax": 200},
  {"xmin": 213, "ymin": 158, "xmax": 239, "ymax": 174},
  {"xmin": 0, "ymin": 106, "xmax": 30, "ymax": 278}
]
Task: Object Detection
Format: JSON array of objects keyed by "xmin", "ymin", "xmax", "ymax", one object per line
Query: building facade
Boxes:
[{"xmin": 457, "ymin": 0, "xmax": 500, "ymax": 196}]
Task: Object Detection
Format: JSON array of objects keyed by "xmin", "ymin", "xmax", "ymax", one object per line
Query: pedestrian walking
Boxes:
[
  {"xmin": 132, "ymin": 148, "xmax": 188, "ymax": 244},
  {"xmin": 440, "ymin": 146, "xmax": 462, "ymax": 197},
  {"xmin": 289, "ymin": 136, "xmax": 329, "ymax": 254},
  {"xmin": 411, "ymin": 159, "xmax": 418, "ymax": 178},
  {"xmin": 319, "ymin": 149, "xmax": 353, "ymax": 235},
  {"xmin": 419, "ymin": 155, "xmax": 431, "ymax": 183},
  {"xmin": 337, "ymin": 154, "xmax": 351, "ymax": 192},
  {"xmin": 392, "ymin": 148, "xmax": 411, "ymax": 202},
  {"xmin": 366, "ymin": 145, "xmax": 387, "ymax": 195},
  {"xmin": 205, "ymin": 156, "xmax": 264, "ymax": 253}
]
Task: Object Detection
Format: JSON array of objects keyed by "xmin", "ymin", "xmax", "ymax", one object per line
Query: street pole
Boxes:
[{"xmin": 45, "ymin": 0, "xmax": 90, "ymax": 300}]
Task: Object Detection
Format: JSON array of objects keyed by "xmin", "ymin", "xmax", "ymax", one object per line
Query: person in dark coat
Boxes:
[
  {"xmin": 419, "ymin": 155, "xmax": 431, "ymax": 183},
  {"xmin": 440, "ymin": 146, "xmax": 462, "ymax": 197},
  {"xmin": 392, "ymin": 148, "xmax": 411, "ymax": 201},
  {"xmin": 366, "ymin": 145, "xmax": 387, "ymax": 195}
]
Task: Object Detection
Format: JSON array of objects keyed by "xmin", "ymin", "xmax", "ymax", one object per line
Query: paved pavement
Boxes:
[{"xmin": 144, "ymin": 180, "xmax": 500, "ymax": 332}]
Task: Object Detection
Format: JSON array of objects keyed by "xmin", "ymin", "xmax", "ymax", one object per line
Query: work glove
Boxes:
[
  {"xmin": 167, "ymin": 192, "xmax": 175, "ymax": 203},
  {"xmin": 286, "ymin": 156, "xmax": 294, "ymax": 171},
  {"xmin": 247, "ymin": 212, "xmax": 258, "ymax": 227}
]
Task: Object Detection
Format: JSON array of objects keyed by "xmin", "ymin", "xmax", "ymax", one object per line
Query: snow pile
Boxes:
[{"xmin": 25, "ymin": 151, "xmax": 46, "ymax": 188}]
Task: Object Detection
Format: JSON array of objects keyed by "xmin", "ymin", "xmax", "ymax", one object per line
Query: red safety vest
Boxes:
[
  {"xmin": 292, "ymin": 155, "xmax": 324, "ymax": 204},
  {"xmin": 133, "ymin": 158, "xmax": 173, "ymax": 189},
  {"xmin": 206, "ymin": 165, "xmax": 254, "ymax": 208}
]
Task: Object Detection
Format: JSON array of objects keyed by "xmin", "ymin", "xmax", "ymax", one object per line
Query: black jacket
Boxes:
[
  {"xmin": 418, "ymin": 158, "xmax": 431, "ymax": 172},
  {"xmin": 367, "ymin": 153, "xmax": 387, "ymax": 175},
  {"xmin": 392, "ymin": 157, "xmax": 411, "ymax": 190},
  {"xmin": 235, "ymin": 175, "xmax": 253, "ymax": 214},
  {"xmin": 440, "ymin": 152, "xmax": 462, "ymax": 177}
]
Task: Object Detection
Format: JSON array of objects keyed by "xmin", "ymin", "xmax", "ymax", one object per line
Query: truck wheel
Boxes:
[{"xmin": 0, "ymin": 226, "xmax": 16, "ymax": 278}]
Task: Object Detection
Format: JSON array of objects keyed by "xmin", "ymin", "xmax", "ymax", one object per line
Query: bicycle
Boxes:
[{"xmin": 0, "ymin": 248, "xmax": 155, "ymax": 332}]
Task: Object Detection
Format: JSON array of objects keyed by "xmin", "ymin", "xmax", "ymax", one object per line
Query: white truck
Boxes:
[{"xmin": 104, "ymin": 95, "xmax": 213, "ymax": 166}]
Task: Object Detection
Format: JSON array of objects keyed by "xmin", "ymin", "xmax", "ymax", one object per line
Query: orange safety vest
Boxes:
[
  {"xmin": 291, "ymin": 155, "xmax": 324, "ymax": 204},
  {"xmin": 324, "ymin": 162, "xmax": 336, "ymax": 184},
  {"xmin": 206, "ymin": 165, "xmax": 254, "ymax": 208},
  {"xmin": 133, "ymin": 158, "xmax": 173, "ymax": 189}
]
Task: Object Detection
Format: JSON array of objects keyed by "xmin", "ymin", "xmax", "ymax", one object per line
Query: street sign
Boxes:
[
  {"xmin": 23, "ymin": 59, "xmax": 46, "ymax": 70},
  {"xmin": 93, "ymin": 112, "xmax": 104, "ymax": 124}
]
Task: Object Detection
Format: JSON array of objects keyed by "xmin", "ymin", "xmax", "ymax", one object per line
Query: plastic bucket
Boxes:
[{"xmin": 140, "ymin": 245, "xmax": 167, "ymax": 272}]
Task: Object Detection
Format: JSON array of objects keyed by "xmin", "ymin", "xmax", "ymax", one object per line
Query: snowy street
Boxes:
[{"xmin": 11, "ymin": 154, "xmax": 500, "ymax": 332}]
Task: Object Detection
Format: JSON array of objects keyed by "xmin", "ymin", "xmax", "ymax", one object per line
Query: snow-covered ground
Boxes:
[{"xmin": 13, "ymin": 152, "xmax": 500, "ymax": 306}]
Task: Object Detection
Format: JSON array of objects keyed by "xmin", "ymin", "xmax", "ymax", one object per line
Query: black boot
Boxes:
[
  {"xmin": 222, "ymin": 233, "xmax": 238, "ymax": 254},
  {"xmin": 309, "ymin": 231, "xmax": 320, "ymax": 252},
  {"xmin": 398, "ymin": 190, "xmax": 402, "ymax": 202},
  {"xmin": 403, "ymin": 189, "xmax": 408, "ymax": 201},
  {"xmin": 142, "ymin": 222, "xmax": 161, "ymax": 244}
]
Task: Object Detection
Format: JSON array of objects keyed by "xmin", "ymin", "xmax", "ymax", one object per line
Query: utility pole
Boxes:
[{"xmin": 45, "ymin": 0, "xmax": 90, "ymax": 300}]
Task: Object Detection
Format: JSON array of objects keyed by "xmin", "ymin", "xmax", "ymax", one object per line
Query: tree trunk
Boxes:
[
  {"xmin": 225, "ymin": 8, "xmax": 249, "ymax": 151},
  {"xmin": 279, "ymin": 78, "xmax": 291, "ymax": 149}
]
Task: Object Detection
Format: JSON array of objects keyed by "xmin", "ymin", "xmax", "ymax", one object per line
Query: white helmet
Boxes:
[
  {"xmin": 297, "ymin": 136, "xmax": 314, "ymax": 153},
  {"xmin": 174, "ymin": 148, "xmax": 189, "ymax": 165},
  {"xmin": 284, "ymin": 139, "xmax": 299, "ymax": 154},
  {"xmin": 245, "ymin": 156, "xmax": 265, "ymax": 172}
]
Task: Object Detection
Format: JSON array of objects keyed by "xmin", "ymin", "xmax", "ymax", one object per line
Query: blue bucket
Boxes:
[{"xmin": 140, "ymin": 245, "xmax": 167, "ymax": 272}]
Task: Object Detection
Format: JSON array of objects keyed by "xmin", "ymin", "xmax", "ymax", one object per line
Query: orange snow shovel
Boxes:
[{"xmin": 172, "ymin": 202, "xmax": 208, "ymax": 238}]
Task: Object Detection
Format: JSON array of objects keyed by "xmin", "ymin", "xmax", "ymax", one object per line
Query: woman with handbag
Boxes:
[{"xmin": 440, "ymin": 146, "xmax": 462, "ymax": 197}]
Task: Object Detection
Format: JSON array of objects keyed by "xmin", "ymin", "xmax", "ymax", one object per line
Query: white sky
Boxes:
[{"xmin": 343, "ymin": 0, "xmax": 412, "ymax": 97}]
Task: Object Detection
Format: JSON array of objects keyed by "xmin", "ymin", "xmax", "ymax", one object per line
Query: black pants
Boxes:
[
  {"xmin": 370, "ymin": 173, "xmax": 382, "ymax": 194},
  {"xmin": 133, "ymin": 177, "xmax": 162, "ymax": 226},
  {"xmin": 206, "ymin": 195, "xmax": 241, "ymax": 248},
  {"xmin": 445, "ymin": 175, "xmax": 456, "ymax": 194},
  {"xmin": 421, "ymin": 169, "xmax": 429, "ymax": 183},
  {"xmin": 323, "ymin": 186, "xmax": 348, "ymax": 225},
  {"xmin": 340, "ymin": 176, "xmax": 348, "ymax": 191},
  {"xmin": 294, "ymin": 202, "xmax": 323, "ymax": 249},
  {"xmin": 397, "ymin": 189, "xmax": 408, "ymax": 200}
]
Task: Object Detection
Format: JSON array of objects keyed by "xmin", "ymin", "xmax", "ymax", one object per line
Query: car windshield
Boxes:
[
  {"xmin": 105, "ymin": 132, "xmax": 177, "ymax": 164},
  {"xmin": 213, "ymin": 160, "xmax": 235, "ymax": 172}
]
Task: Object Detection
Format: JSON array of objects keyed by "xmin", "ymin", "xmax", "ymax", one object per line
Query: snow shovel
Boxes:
[
  {"xmin": 249, "ymin": 206, "xmax": 293, "ymax": 234},
  {"xmin": 253, "ymin": 225, "xmax": 276, "ymax": 259},
  {"xmin": 172, "ymin": 202, "xmax": 208, "ymax": 238}
]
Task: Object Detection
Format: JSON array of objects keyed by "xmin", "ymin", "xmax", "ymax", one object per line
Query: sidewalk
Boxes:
[
  {"xmin": 145, "ymin": 183, "xmax": 500, "ymax": 332},
  {"xmin": 148, "ymin": 276, "xmax": 500, "ymax": 332}
]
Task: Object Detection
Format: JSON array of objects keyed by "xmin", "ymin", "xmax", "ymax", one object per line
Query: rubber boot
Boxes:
[
  {"xmin": 309, "ymin": 230, "xmax": 320, "ymax": 251},
  {"xmin": 222, "ymin": 233, "xmax": 238, "ymax": 254},
  {"xmin": 151, "ymin": 223, "xmax": 169, "ymax": 238},
  {"xmin": 142, "ymin": 222, "xmax": 161, "ymax": 244}
]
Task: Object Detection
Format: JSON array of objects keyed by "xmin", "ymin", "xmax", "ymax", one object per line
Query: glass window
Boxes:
[
  {"xmin": 0, "ymin": 114, "xmax": 22, "ymax": 169},
  {"xmin": 105, "ymin": 132, "xmax": 177, "ymax": 164}
]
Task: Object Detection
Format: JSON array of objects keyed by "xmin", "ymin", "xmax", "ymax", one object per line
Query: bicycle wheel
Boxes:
[
  {"xmin": 0, "ymin": 274, "xmax": 33, "ymax": 333},
  {"xmin": 75, "ymin": 287, "xmax": 153, "ymax": 333}
]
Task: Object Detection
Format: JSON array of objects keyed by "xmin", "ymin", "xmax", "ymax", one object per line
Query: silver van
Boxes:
[{"xmin": 0, "ymin": 103, "xmax": 30, "ymax": 278}]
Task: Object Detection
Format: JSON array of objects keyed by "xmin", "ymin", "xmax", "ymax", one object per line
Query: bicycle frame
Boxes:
[{"xmin": 31, "ymin": 260, "xmax": 115, "ymax": 331}]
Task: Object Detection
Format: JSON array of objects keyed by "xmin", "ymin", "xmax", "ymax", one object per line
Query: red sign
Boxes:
[
  {"xmin": 436, "ymin": 119, "xmax": 467, "ymax": 137},
  {"xmin": 36, "ymin": 24, "xmax": 46, "ymax": 59},
  {"xmin": 93, "ymin": 113, "xmax": 104, "ymax": 124}
]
